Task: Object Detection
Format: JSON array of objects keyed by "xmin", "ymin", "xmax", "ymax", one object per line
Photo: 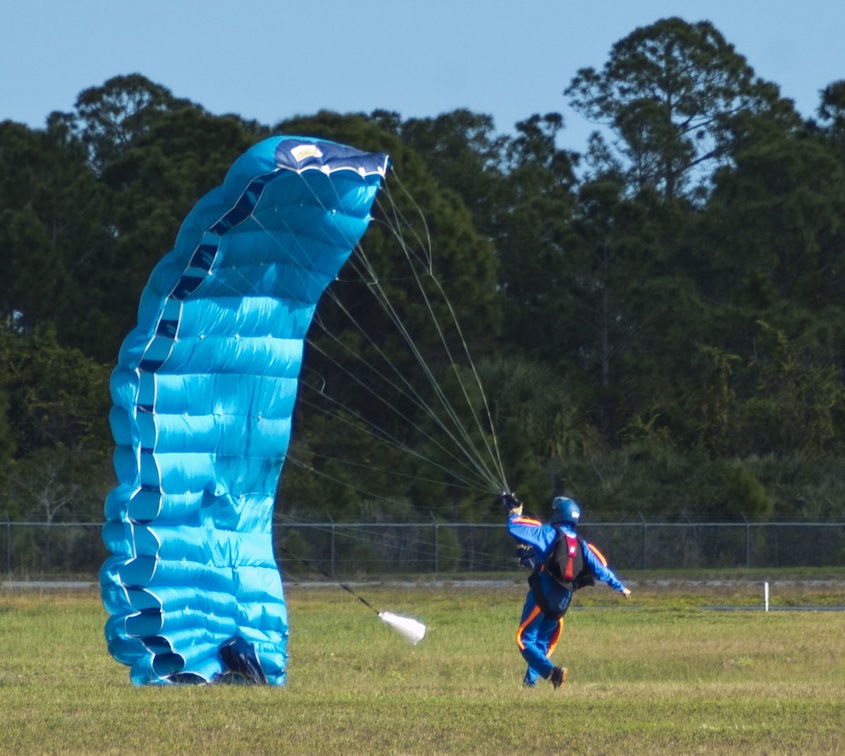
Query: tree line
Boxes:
[{"xmin": 2, "ymin": 17, "xmax": 845, "ymax": 528}]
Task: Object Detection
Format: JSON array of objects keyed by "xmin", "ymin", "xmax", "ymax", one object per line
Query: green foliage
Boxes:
[
  {"xmin": 0, "ymin": 120, "xmax": 110, "ymax": 348},
  {"xmin": 566, "ymin": 16, "xmax": 800, "ymax": 199},
  {"xmin": 744, "ymin": 453, "xmax": 845, "ymax": 521},
  {"xmin": 0, "ymin": 326, "xmax": 111, "ymax": 458},
  {"xmin": 818, "ymin": 79, "xmax": 845, "ymax": 166},
  {"xmin": 278, "ymin": 529, "xmax": 311, "ymax": 577},
  {"xmin": 0, "ymin": 327, "xmax": 111, "ymax": 521},
  {"xmin": 6, "ymin": 445, "xmax": 109, "ymax": 523},
  {"xmin": 53, "ymin": 73, "xmax": 194, "ymax": 171},
  {"xmin": 0, "ymin": 390, "xmax": 14, "ymax": 470},
  {"xmin": 396, "ymin": 109, "xmax": 509, "ymax": 224},
  {"xmin": 432, "ymin": 522, "xmax": 463, "ymax": 571},
  {"xmin": 700, "ymin": 125, "xmax": 845, "ymax": 310},
  {"xmin": 723, "ymin": 463, "xmax": 773, "ymax": 520},
  {"xmin": 5, "ymin": 21, "xmax": 845, "ymax": 526}
]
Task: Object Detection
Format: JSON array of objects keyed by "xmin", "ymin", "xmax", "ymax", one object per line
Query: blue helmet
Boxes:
[{"xmin": 550, "ymin": 496, "xmax": 580, "ymax": 525}]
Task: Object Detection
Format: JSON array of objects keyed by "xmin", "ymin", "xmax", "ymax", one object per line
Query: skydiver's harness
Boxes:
[{"xmin": 528, "ymin": 526, "xmax": 595, "ymax": 619}]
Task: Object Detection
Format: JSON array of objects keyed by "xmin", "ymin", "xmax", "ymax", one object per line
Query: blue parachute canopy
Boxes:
[{"xmin": 101, "ymin": 136, "xmax": 388, "ymax": 685}]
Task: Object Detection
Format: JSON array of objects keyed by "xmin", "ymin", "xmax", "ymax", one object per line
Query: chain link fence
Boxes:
[{"xmin": 2, "ymin": 519, "xmax": 844, "ymax": 577}]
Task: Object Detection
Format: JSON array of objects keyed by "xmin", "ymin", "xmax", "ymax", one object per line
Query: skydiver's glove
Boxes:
[
  {"xmin": 502, "ymin": 492, "xmax": 522, "ymax": 517},
  {"xmin": 515, "ymin": 543, "xmax": 536, "ymax": 569}
]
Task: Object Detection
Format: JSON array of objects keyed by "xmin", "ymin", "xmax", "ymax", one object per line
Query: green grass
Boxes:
[{"xmin": 1, "ymin": 576, "xmax": 844, "ymax": 754}]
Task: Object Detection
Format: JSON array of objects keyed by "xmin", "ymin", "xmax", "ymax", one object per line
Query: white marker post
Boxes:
[{"xmin": 764, "ymin": 581, "xmax": 770, "ymax": 612}]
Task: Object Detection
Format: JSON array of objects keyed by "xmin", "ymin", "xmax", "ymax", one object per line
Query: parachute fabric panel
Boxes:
[{"xmin": 101, "ymin": 136, "xmax": 388, "ymax": 685}]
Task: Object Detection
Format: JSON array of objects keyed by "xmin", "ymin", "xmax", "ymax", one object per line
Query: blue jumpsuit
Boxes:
[{"xmin": 507, "ymin": 512, "xmax": 627, "ymax": 686}]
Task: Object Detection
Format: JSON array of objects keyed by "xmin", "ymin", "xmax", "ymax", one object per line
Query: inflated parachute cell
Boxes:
[{"xmin": 101, "ymin": 137, "xmax": 389, "ymax": 685}]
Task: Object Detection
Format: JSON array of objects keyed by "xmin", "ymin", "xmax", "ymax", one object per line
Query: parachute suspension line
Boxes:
[
  {"xmin": 244, "ymin": 207, "xmax": 495, "ymax": 490},
  {"xmin": 242, "ymin": 166, "xmax": 506, "ymax": 495},
  {"xmin": 284, "ymin": 453, "xmax": 416, "ymax": 508},
  {"xmin": 309, "ymin": 274, "xmax": 502, "ymax": 491},
  {"xmin": 365, "ymin": 205, "xmax": 506, "ymax": 491},
  {"xmin": 373, "ymin": 171, "xmax": 508, "ymax": 490},
  {"xmin": 371, "ymin": 168, "xmax": 435, "ymax": 275},
  {"xmin": 246, "ymin": 212, "xmax": 497, "ymax": 493},
  {"xmin": 339, "ymin": 245, "xmax": 502, "ymax": 493},
  {"xmin": 380, "ymin": 171, "xmax": 508, "ymax": 488},
  {"xmin": 314, "ymin": 174, "xmax": 504, "ymax": 491},
  {"xmin": 301, "ymin": 331, "xmax": 499, "ymax": 491},
  {"xmin": 281, "ymin": 451, "xmax": 529, "ymax": 571},
  {"xmin": 295, "ymin": 389, "xmax": 490, "ymax": 492},
  {"xmin": 286, "ymin": 446, "xmax": 479, "ymax": 491},
  {"xmin": 273, "ymin": 509, "xmax": 510, "ymax": 570},
  {"xmin": 288, "ymin": 169, "xmax": 505, "ymax": 493}
]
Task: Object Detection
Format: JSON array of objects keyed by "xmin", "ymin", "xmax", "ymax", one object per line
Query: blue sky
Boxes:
[{"xmin": 2, "ymin": 0, "xmax": 843, "ymax": 153}]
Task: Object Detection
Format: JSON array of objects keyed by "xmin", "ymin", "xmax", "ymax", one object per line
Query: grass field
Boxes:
[{"xmin": 1, "ymin": 572, "xmax": 844, "ymax": 754}]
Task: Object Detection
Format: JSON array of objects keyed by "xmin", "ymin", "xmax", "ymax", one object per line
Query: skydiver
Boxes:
[{"xmin": 503, "ymin": 492, "xmax": 631, "ymax": 689}]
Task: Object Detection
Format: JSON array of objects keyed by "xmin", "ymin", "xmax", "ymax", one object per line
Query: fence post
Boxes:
[
  {"xmin": 639, "ymin": 512, "xmax": 647, "ymax": 570},
  {"xmin": 430, "ymin": 512, "xmax": 439, "ymax": 574},
  {"xmin": 5, "ymin": 513, "xmax": 10, "ymax": 574},
  {"xmin": 328, "ymin": 515, "xmax": 335, "ymax": 576},
  {"xmin": 741, "ymin": 513, "xmax": 750, "ymax": 569}
]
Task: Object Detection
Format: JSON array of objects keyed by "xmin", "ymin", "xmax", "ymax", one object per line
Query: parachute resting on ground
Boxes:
[{"xmin": 100, "ymin": 136, "xmax": 389, "ymax": 685}]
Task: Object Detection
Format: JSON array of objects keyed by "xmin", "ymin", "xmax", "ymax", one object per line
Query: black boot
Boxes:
[{"xmin": 549, "ymin": 666, "xmax": 568, "ymax": 690}]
